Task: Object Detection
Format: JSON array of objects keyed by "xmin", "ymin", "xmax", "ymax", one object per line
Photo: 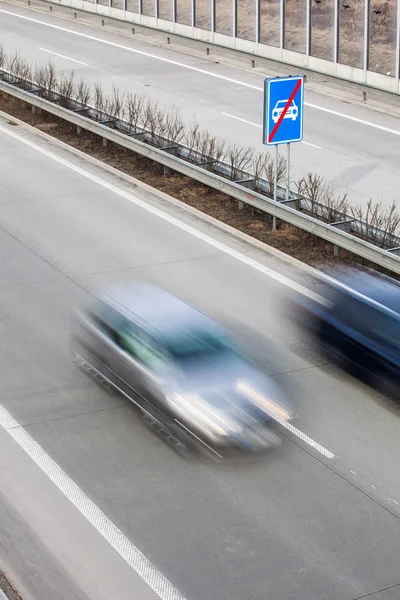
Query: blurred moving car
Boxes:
[
  {"xmin": 72, "ymin": 283, "xmax": 292, "ymax": 458},
  {"xmin": 290, "ymin": 267, "xmax": 400, "ymax": 398}
]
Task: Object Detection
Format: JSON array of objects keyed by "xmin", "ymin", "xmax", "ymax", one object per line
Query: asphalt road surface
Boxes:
[
  {"xmin": 1, "ymin": 1, "xmax": 400, "ymax": 208},
  {"xmin": 1, "ymin": 115, "xmax": 400, "ymax": 600}
]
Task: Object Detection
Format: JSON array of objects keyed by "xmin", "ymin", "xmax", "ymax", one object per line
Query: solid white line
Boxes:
[
  {"xmin": 221, "ymin": 112, "xmax": 323, "ymax": 150},
  {"xmin": 1, "ymin": 8, "xmax": 400, "ymax": 138},
  {"xmin": 0, "ymin": 122, "xmax": 334, "ymax": 460},
  {"xmin": 0, "ymin": 404, "xmax": 187, "ymax": 600},
  {"xmin": 280, "ymin": 421, "xmax": 335, "ymax": 460},
  {"xmin": 38, "ymin": 47, "xmax": 89, "ymax": 66}
]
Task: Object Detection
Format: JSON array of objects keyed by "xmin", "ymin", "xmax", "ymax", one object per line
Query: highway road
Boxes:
[
  {"xmin": 1, "ymin": 115, "xmax": 400, "ymax": 599},
  {"xmin": 1, "ymin": 1, "xmax": 400, "ymax": 209}
]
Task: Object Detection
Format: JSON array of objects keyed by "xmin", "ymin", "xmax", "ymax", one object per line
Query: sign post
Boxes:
[
  {"xmin": 286, "ymin": 143, "xmax": 290, "ymax": 203},
  {"xmin": 263, "ymin": 75, "xmax": 304, "ymax": 226}
]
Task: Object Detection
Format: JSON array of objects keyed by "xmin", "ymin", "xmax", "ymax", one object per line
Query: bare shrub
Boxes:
[
  {"xmin": 32, "ymin": 61, "xmax": 57, "ymax": 99},
  {"xmin": 265, "ymin": 153, "xmax": 287, "ymax": 198},
  {"xmin": 226, "ymin": 144, "xmax": 253, "ymax": 181},
  {"xmin": 149, "ymin": 104, "xmax": 170, "ymax": 144},
  {"xmin": 143, "ymin": 98, "xmax": 161, "ymax": 145},
  {"xmin": 252, "ymin": 152, "xmax": 273, "ymax": 191},
  {"xmin": 0, "ymin": 45, "xmax": 6, "ymax": 69},
  {"xmin": 93, "ymin": 82, "xmax": 106, "ymax": 117},
  {"xmin": 33, "ymin": 64, "xmax": 46, "ymax": 89},
  {"xmin": 57, "ymin": 71, "xmax": 76, "ymax": 108},
  {"xmin": 5, "ymin": 51, "xmax": 34, "ymax": 90},
  {"xmin": 109, "ymin": 85, "xmax": 126, "ymax": 120},
  {"xmin": 185, "ymin": 119, "xmax": 201, "ymax": 161},
  {"xmin": 16, "ymin": 59, "xmax": 32, "ymax": 87},
  {"xmin": 204, "ymin": 134, "xmax": 226, "ymax": 164},
  {"xmin": 351, "ymin": 199, "xmax": 400, "ymax": 248},
  {"xmin": 7, "ymin": 51, "xmax": 23, "ymax": 77},
  {"xmin": 319, "ymin": 186, "xmax": 350, "ymax": 223},
  {"xmin": 125, "ymin": 92, "xmax": 146, "ymax": 134},
  {"xmin": 296, "ymin": 172, "xmax": 324, "ymax": 215},
  {"xmin": 75, "ymin": 79, "xmax": 91, "ymax": 106},
  {"xmin": 296, "ymin": 172, "xmax": 351, "ymax": 223},
  {"xmin": 202, "ymin": 132, "xmax": 225, "ymax": 163},
  {"xmin": 163, "ymin": 106, "xmax": 186, "ymax": 145}
]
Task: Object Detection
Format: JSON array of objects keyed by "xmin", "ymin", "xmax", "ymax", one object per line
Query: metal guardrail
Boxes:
[
  {"xmin": 1, "ymin": 75, "xmax": 400, "ymax": 275},
  {"xmin": 0, "ymin": 588, "xmax": 10, "ymax": 600}
]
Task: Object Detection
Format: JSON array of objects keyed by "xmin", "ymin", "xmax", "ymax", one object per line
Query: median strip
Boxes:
[{"xmin": 0, "ymin": 46, "xmax": 399, "ymax": 276}]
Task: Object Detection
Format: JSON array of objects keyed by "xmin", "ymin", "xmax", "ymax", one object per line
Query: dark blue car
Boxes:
[{"xmin": 291, "ymin": 267, "xmax": 400, "ymax": 399}]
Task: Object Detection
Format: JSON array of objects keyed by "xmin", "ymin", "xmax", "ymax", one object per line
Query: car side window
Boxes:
[
  {"xmin": 118, "ymin": 321, "xmax": 171, "ymax": 374},
  {"xmin": 333, "ymin": 295, "xmax": 373, "ymax": 336},
  {"xmin": 89, "ymin": 302, "xmax": 121, "ymax": 342}
]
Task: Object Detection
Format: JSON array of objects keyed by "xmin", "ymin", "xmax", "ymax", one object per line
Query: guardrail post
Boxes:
[
  {"xmin": 333, "ymin": 244, "xmax": 339, "ymax": 256},
  {"xmin": 103, "ymin": 137, "xmax": 107, "ymax": 147},
  {"xmin": 77, "ymin": 126, "xmax": 82, "ymax": 135}
]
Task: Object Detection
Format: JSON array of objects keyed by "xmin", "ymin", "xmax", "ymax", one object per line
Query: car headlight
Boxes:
[
  {"xmin": 235, "ymin": 380, "xmax": 291, "ymax": 423},
  {"xmin": 167, "ymin": 392, "xmax": 235, "ymax": 437}
]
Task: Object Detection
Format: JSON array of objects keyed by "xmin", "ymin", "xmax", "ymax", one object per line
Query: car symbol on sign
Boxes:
[{"xmin": 272, "ymin": 99, "xmax": 298, "ymax": 124}]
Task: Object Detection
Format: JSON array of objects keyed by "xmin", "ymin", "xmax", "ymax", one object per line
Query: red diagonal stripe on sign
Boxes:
[{"xmin": 268, "ymin": 78, "xmax": 302, "ymax": 144}]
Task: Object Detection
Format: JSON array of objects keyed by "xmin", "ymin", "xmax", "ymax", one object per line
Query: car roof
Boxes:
[
  {"xmin": 334, "ymin": 269, "xmax": 400, "ymax": 315},
  {"xmin": 100, "ymin": 283, "xmax": 219, "ymax": 337}
]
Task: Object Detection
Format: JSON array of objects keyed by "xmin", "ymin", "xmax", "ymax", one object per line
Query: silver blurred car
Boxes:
[{"xmin": 72, "ymin": 283, "xmax": 292, "ymax": 458}]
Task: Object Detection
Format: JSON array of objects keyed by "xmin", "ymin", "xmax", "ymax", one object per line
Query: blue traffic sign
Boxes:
[{"xmin": 263, "ymin": 76, "xmax": 304, "ymax": 146}]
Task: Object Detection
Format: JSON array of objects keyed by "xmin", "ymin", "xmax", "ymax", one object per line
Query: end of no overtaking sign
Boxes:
[{"xmin": 263, "ymin": 75, "xmax": 304, "ymax": 146}]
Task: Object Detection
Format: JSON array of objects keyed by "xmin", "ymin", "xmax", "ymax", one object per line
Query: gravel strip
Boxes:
[{"xmin": 0, "ymin": 572, "xmax": 22, "ymax": 600}]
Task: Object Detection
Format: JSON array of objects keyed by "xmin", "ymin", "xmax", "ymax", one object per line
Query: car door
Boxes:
[
  {"xmin": 114, "ymin": 319, "xmax": 172, "ymax": 407},
  {"xmin": 368, "ymin": 310, "xmax": 400, "ymax": 385}
]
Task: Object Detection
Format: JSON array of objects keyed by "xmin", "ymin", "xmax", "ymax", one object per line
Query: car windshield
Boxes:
[{"xmin": 162, "ymin": 327, "xmax": 237, "ymax": 367}]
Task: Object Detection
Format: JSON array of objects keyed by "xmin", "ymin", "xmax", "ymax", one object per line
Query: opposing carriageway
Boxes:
[{"xmin": 1, "ymin": 1, "xmax": 400, "ymax": 209}]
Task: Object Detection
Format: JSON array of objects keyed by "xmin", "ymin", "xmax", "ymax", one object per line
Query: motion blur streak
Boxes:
[
  {"xmin": 288, "ymin": 265, "xmax": 400, "ymax": 405},
  {"xmin": 0, "ymin": 404, "xmax": 188, "ymax": 600},
  {"xmin": 235, "ymin": 380, "xmax": 292, "ymax": 422},
  {"xmin": 73, "ymin": 283, "xmax": 291, "ymax": 456}
]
